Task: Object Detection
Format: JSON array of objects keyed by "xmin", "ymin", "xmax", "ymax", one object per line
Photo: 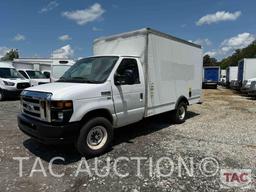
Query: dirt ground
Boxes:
[{"xmin": 0, "ymin": 87, "xmax": 256, "ymax": 192}]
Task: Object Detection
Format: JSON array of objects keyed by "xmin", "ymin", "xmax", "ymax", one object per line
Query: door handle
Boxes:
[{"xmin": 140, "ymin": 93, "xmax": 143, "ymax": 100}]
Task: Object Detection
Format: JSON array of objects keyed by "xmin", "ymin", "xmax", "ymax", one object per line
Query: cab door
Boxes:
[{"xmin": 111, "ymin": 58, "xmax": 145, "ymax": 127}]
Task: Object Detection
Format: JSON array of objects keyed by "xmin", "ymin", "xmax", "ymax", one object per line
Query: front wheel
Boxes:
[
  {"xmin": 0, "ymin": 90, "xmax": 5, "ymax": 101},
  {"xmin": 172, "ymin": 102, "xmax": 187, "ymax": 124},
  {"xmin": 76, "ymin": 117, "xmax": 113, "ymax": 157}
]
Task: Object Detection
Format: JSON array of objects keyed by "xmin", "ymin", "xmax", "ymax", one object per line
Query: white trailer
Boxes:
[
  {"xmin": 238, "ymin": 59, "xmax": 256, "ymax": 82},
  {"xmin": 18, "ymin": 28, "xmax": 203, "ymax": 157},
  {"xmin": 226, "ymin": 66, "xmax": 238, "ymax": 88}
]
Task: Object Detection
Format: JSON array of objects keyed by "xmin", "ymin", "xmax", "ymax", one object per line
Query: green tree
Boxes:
[
  {"xmin": 219, "ymin": 41, "xmax": 256, "ymax": 69},
  {"xmin": 203, "ymin": 54, "xmax": 218, "ymax": 66},
  {"xmin": 1, "ymin": 49, "xmax": 19, "ymax": 61}
]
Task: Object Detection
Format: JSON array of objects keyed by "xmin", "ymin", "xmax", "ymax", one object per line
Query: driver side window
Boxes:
[{"xmin": 116, "ymin": 59, "xmax": 140, "ymax": 84}]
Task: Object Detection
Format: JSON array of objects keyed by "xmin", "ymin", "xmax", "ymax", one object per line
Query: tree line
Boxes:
[
  {"xmin": 203, "ymin": 40, "xmax": 256, "ymax": 69},
  {"xmin": 0, "ymin": 49, "xmax": 19, "ymax": 61}
]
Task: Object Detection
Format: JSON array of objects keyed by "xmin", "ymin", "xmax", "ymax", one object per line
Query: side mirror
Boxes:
[{"xmin": 114, "ymin": 69, "xmax": 135, "ymax": 85}]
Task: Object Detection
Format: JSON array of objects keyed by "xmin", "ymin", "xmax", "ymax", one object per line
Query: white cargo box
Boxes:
[
  {"xmin": 226, "ymin": 66, "xmax": 238, "ymax": 83},
  {"xmin": 94, "ymin": 28, "xmax": 203, "ymax": 117}
]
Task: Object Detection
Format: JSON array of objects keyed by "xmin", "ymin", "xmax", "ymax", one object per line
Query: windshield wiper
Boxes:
[
  {"xmin": 57, "ymin": 78, "xmax": 102, "ymax": 83},
  {"xmin": 83, "ymin": 80, "xmax": 102, "ymax": 84}
]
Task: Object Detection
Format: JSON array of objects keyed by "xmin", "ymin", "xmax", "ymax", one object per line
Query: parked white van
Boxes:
[
  {"xmin": 18, "ymin": 28, "xmax": 202, "ymax": 157},
  {"xmin": 18, "ymin": 69, "xmax": 50, "ymax": 86},
  {"xmin": 0, "ymin": 62, "xmax": 30, "ymax": 100}
]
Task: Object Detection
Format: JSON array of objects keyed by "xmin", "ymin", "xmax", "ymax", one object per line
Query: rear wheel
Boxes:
[
  {"xmin": 172, "ymin": 101, "xmax": 187, "ymax": 124},
  {"xmin": 76, "ymin": 117, "xmax": 113, "ymax": 157}
]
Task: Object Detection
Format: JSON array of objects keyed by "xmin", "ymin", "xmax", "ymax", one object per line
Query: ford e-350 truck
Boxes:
[{"xmin": 18, "ymin": 28, "xmax": 203, "ymax": 157}]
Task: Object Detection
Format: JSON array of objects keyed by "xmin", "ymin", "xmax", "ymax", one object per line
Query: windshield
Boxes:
[
  {"xmin": 52, "ymin": 65, "xmax": 71, "ymax": 80},
  {"xmin": 59, "ymin": 56, "xmax": 119, "ymax": 83},
  {"xmin": 26, "ymin": 71, "xmax": 47, "ymax": 79},
  {"xmin": 0, "ymin": 68, "xmax": 24, "ymax": 79}
]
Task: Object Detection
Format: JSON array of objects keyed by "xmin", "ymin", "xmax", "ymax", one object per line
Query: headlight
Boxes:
[
  {"xmin": 3, "ymin": 81, "xmax": 15, "ymax": 86},
  {"xmin": 51, "ymin": 100, "xmax": 73, "ymax": 109},
  {"xmin": 50, "ymin": 100, "xmax": 73, "ymax": 122}
]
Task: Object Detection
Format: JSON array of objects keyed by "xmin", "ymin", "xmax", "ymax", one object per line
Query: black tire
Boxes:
[
  {"xmin": 0, "ymin": 89, "xmax": 5, "ymax": 101},
  {"xmin": 76, "ymin": 117, "xmax": 113, "ymax": 157},
  {"xmin": 172, "ymin": 101, "xmax": 187, "ymax": 124}
]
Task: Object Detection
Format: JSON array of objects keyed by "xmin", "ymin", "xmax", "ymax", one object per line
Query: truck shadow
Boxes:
[
  {"xmin": 23, "ymin": 111, "xmax": 199, "ymax": 164},
  {"xmin": 247, "ymin": 97, "xmax": 256, "ymax": 101},
  {"xmin": 113, "ymin": 111, "xmax": 199, "ymax": 146}
]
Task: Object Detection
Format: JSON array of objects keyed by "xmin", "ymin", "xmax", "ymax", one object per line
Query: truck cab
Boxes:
[
  {"xmin": 0, "ymin": 62, "xmax": 30, "ymax": 101},
  {"xmin": 18, "ymin": 56, "xmax": 146, "ymax": 156},
  {"xmin": 17, "ymin": 69, "xmax": 50, "ymax": 86}
]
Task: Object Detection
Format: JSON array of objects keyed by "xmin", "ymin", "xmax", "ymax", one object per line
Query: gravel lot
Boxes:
[{"xmin": 0, "ymin": 87, "xmax": 256, "ymax": 192}]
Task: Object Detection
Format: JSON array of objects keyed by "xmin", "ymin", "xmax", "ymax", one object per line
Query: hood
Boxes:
[{"xmin": 25, "ymin": 82, "xmax": 111, "ymax": 100}]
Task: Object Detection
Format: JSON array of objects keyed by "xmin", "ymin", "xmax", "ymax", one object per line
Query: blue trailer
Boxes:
[{"xmin": 203, "ymin": 66, "xmax": 220, "ymax": 89}]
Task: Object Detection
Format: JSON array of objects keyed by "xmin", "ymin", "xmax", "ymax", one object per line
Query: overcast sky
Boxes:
[{"xmin": 0, "ymin": 0, "xmax": 255, "ymax": 60}]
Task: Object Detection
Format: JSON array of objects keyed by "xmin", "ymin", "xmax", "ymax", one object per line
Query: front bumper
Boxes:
[{"xmin": 18, "ymin": 113, "xmax": 80, "ymax": 144}]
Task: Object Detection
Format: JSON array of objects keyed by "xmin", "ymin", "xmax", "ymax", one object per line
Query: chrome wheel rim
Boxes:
[
  {"xmin": 86, "ymin": 126, "xmax": 108, "ymax": 150},
  {"xmin": 178, "ymin": 106, "xmax": 186, "ymax": 120}
]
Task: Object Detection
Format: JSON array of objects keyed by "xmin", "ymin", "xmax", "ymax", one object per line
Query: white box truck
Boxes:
[
  {"xmin": 238, "ymin": 59, "xmax": 256, "ymax": 92},
  {"xmin": 18, "ymin": 28, "xmax": 203, "ymax": 157},
  {"xmin": 0, "ymin": 62, "xmax": 30, "ymax": 101},
  {"xmin": 226, "ymin": 66, "xmax": 238, "ymax": 88},
  {"xmin": 202, "ymin": 66, "xmax": 220, "ymax": 89}
]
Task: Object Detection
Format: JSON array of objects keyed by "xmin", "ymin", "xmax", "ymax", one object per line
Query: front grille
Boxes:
[
  {"xmin": 23, "ymin": 97, "xmax": 40, "ymax": 104},
  {"xmin": 17, "ymin": 83, "xmax": 30, "ymax": 89},
  {"xmin": 21, "ymin": 91, "xmax": 52, "ymax": 122},
  {"xmin": 23, "ymin": 109, "xmax": 41, "ymax": 118}
]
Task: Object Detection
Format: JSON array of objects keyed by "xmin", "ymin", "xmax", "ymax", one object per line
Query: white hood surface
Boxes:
[{"xmin": 25, "ymin": 82, "xmax": 111, "ymax": 100}]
